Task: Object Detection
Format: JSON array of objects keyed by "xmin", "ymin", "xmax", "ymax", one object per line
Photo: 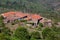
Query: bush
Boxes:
[
  {"xmin": 39, "ymin": 23, "xmax": 43, "ymax": 27},
  {"xmin": 51, "ymin": 26, "xmax": 60, "ymax": 32},
  {"xmin": 37, "ymin": 26, "xmax": 42, "ymax": 31},
  {"xmin": 0, "ymin": 33, "xmax": 11, "ymax": 40},
  {"xmin": 42, "ymin": 27, "xmax": 60, "ymax": 40},
  {"xmin": 31, "ymin": 31, "xmax": 41, "ymax": 39},
  {"xmin": 14, "ymin": 27, "xmax": 30, "ymax": 40},
  {"xmin": 42, "ymin": 27, "xmax": 52, "ymax": 39},
  {"xmin": 0, "ymin": 16, "xmax": 5, "ymax": 27}
]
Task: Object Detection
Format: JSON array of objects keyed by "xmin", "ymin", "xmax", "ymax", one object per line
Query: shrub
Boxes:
[
  {"xmin": 42, "ymin": 27, "xmax": 52, "ymax": 39},
  {"xmin": 39, "ymin": 23, "xmax": 43, "ymax": 27},
  {"xmin": 14, "ymin": 27, "xmax": 30, "ymax": 40},
  {"xmin": 31, "ymin": 31, "xmax": 41, "ymax": 39},
  {"xmin": 37, "ymin": 26, "xmax": 42, "ymax": 31},
  {"xmin": 0, "ymin": 16, "xmax": 5, "ymax": 27},
  {"xmin": 42, "ymin": 27, "xmax": 60, "ymax": 40}
]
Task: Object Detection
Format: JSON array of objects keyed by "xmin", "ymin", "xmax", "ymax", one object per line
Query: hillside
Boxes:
[
  {"xmin": 0, "ymin": 0, "xmax": 60, "ymax": 40},
  {"xmin": 0, "ymin": 0, "xmax": 60, "ymax": 22}
]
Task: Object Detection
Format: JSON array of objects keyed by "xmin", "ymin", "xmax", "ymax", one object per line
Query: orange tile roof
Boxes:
[
  {"xmin": 24, "ymin": 14, "xmax": 31, "ymax": 20},
  {"xmin": 31, "ymin": 14, "xmax": 41, "ymax": 20},
  {"xmin": 16, "ymin": 13, "xmax": 27, "ymax": 18},
  {"xmin": 2, "ymin": 11, "xmax": 42, "ymax": 21},
  {"xmin": 2, "ymin": 11, "xmax": 16, "ymax": 17}
]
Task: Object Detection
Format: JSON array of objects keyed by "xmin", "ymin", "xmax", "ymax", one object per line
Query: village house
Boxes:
[
  {"xmin": 1, "ymin": 12, "xmax": 27, "ymax": 23},
  {"xmin": 41, "ymin": 18, "xmax": 52, "ymax": 27},
  {"xmin": 1, "ymin": 11, "xmax": 43, "ymax": 27},
  {"xmin": 29, "ymin": 14, "xmax": 43, "ymax": 27}
]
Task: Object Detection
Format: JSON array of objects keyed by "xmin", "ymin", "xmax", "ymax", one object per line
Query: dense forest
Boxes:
[
  {"xmin": 0, "ymin": 0, "xmax": 60, "ymax": 40},
  {"xmin": 0, "ymin": 0, "xmax": 60, "ymax": 22}
]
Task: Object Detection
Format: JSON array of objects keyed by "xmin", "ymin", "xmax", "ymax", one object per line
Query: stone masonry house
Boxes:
[{"xmin": 1, "ymin": 11, "xmax": 43, "ymax": 26}]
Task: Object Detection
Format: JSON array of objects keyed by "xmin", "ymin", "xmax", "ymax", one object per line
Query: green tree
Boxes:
[
  {"xmin": 30, "ymin": 31, "xmax": 41, "ymax": 40},
  {"xmin": 14, "ymin": 27, "xmax": 30, "ymax": 40},
  {"xmin": 0, "ymin": 27, "xmax": 12, "ymax": 40},
  {"xmin": 42, "ymin": 27, "xmax": 60, "ymax": 40},
  {"xmin": 42, "ymin": 27, "xmax": 52, "ymax": 39},
  {"xmin": 0, "ymin": 16, "xmax": 5, "ymax": 27},
  {"xmin": 0, "ymin": 33, "xmax": 6, "ymax": 40},
  {"xmin": 0, "ymin": 16, "xmax": 5, "ymax": 33}
]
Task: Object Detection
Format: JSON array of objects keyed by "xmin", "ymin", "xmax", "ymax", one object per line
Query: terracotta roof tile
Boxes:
[
  {"xmin": 2, "ymin": 11, "xmax": 16, "ymax": 17},
  {"xmin": 24, "ymin": 14, "xmax": 31, "ymax": 20},
  {"xmin": 31, "ymin": 14, "xmax": 41, "ymax": 20},
  {"xmin": 2, "ymin": 11, "xmax": 42, "ymax": 21}
]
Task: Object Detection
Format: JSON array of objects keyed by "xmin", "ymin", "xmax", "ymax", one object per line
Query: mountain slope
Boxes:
[{"xmin": 0, "ymin": 0, "xmax": 60, "ymax": 22}]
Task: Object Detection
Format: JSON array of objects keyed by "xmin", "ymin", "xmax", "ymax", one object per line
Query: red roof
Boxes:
[
  {"xmin": 16, "ymin": 13, "xmax": 27, "ymax": 18},
  {"xmin": 2, "ymin": 11, "xmax": 16, "ymax": 17},
  {"xmin": 1, "ymin": 11, "xmax": 42, "ymax": 21},
  {"xmin": 24, "ymin": 14, "xmax": 31, "ymax": 20},
  {"xmin": 31, "ymin": 14, "xmax": 41, "ymax": 20}
]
